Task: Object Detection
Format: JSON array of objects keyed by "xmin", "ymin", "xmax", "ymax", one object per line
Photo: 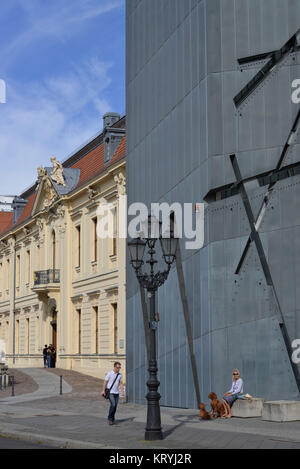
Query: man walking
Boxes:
[{"xmin": 102, "ymin": 362, "xmax": 125, "ymax": 425}]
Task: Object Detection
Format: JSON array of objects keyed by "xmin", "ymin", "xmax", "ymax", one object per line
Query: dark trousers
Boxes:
[
  {"xmin": 108, "ymin": 393, "xmax": 119, "ymax": 422},
  {"xmin": 43, "ymin": 356, "xmax": 47, "ymax": 367}
]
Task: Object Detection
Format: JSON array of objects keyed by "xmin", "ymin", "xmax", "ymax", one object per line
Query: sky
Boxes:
[{"xmin": 0, "ymin": 0, "xmax": 125, "ymax": 195}]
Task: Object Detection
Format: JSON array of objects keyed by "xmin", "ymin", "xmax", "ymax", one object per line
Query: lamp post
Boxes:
[{"xmin": 128, "ymin": 215, "xmax": 178, "ymax": 441}]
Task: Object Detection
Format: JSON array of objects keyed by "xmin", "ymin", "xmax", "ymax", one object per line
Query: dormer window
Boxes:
[
  {"xmin": 105, "ymin": 137, "xmax": 110, "ymax": 162},
  {"xmin": 103, "ymin": 112, "xmax": 125, "ymax": 164}
]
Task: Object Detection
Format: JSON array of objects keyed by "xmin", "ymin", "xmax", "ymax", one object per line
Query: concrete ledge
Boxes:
[
  {"xmin": 262, "ymin": 401, "xmax": 300, "ymax": 422},
  {"xmin": 231, "ymin": 398, "xmax": 264, "ymax": 418}
]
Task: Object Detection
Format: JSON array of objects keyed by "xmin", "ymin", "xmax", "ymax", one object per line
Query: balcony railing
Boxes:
[{"xmin": 34, "ymin": 269, "xmax": 60, "ymax": 285}]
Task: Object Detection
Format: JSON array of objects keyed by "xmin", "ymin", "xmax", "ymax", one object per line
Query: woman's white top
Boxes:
[{"xmin": 228, "ymin": 378, "xmax": 243, "ymax": 395}]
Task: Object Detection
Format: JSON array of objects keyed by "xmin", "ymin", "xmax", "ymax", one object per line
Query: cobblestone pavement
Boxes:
[
  {"xmin": 1, "ymin": 368, "xmax": 300, "ymax": 449},
  {"xmin": 46, "ymin": 367, "xmax": 104, "ymax": 399},
  {"xmin": 0, "ymin": 369, "xmax": 38, "ymax": 398},
  {"xmin": 0, "ymin": 368, "xmax": 71, "ymax": 404}
]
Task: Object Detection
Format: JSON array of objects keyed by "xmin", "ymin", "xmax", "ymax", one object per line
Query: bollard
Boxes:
[
  {"xmin": 11, "ymin": 376, "xmax": 15, "ymax": 397},
  {"xmin": 60, "ymin": 375, "xmax": 62, "ymax": 395}
]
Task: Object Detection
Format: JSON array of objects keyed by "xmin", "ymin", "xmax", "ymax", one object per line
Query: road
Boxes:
[{"xmin": 0, "ymin": 436, "xmax": 58, "ymax": 449}]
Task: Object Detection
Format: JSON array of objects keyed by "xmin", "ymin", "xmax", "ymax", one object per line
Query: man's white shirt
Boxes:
[{"xmin": 105, "ymin": 370, "xmax": 122, "ymax": 394}]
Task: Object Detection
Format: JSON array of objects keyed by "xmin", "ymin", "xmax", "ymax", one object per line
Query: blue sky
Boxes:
[{"xmin": 0, "ymin": 0, "xmax": 125, "ymax": 195}]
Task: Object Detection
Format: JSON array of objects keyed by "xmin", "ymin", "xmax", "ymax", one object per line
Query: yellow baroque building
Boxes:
[{"xmin": 0, "ymin": 113, "xmax": 126, "ymax": 379}]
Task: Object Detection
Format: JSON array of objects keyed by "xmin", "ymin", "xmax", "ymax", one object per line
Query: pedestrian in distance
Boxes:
[
  {"xmin": 50, "ymin": 346, "xmax": 56, "ymax": 368},
  {"xmin": 102, "ymin": 362, "xmax": 125, "ymax": 425},
  {"xmin": 42, "ymin": 344, "xmax": 48, "ymax": 368},
  {"xmin": 46, "ymin": 346, "xmax": 52, "ymax": 368}
]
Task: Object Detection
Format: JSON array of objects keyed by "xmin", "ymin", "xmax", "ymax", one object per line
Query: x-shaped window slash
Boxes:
[
  {"xmin": 230, "ymin": 153, "xmax": 300, "ymax": 390},
  {"xmin": 234, "ymin": 28, "xmax": 300, "ymax": 272},
  {"xmin": 204, "ymin": 27, "xmax": 300, "ymax": 391},
  {"xmin": 235, "ymin": 109, "xmax": 300, "ymax": 275},
  {"xmin": 234, "ymin": 28, "xmax": 300, "ymax": 108}
]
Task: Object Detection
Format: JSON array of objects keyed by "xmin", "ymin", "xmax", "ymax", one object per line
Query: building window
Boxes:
[
  {"xmin": 76, "ymin": 226, "xmax": 81, "ymax": 268},
  {"xmin": 93, "ymin": 306, "xmax": 99, "ymax": 354},
  {"xmin": 26, "ymin": 318, "xmax": 30, "ymax": 354},
  {"xmin": 6, "ymin": 259, "xmax": 10, "ymax": 291},
  {"xmin": 77, "ymin": 309, "xmax": 81, "ymax": 354},
  {"xmin": 36, "ymin": 244, "xmax": 40, "ymax": 271},
  {"xmin": 6, "ymin": 321, "xmax": 9, "ymax": 352},
  {"xmin": 16, "ymin": 319, "xmax": 20, "ymax": 354},
  {"xmin": 112, "ymin": 303, "xmax": 118, "ymax": 354},
  {"xmin": 112, "ymin": 207, "xmax": 117, "ymax": 256},
  {"xmin": 26, "ymin": 251, "xmax": 30, "ymax": 284},
  {"xmin": 16, "ymin": 254, "xmax": 20, "ymax": 288},
  {"xmin": 35, "ymin": 316, "xmax": 39, "ymax": 353},
  {"xmin": 92, "ymin": 217, "xmax": 97, "ymax": 262}
]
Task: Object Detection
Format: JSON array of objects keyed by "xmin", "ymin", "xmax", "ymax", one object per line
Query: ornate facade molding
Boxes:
[
  {"xmin": 114, "ymin": 172, "xmax": 126, "ymax": 196},
  {"xmin": 87, "ymin": 185, "xmax": 99, "ymax": 199}
]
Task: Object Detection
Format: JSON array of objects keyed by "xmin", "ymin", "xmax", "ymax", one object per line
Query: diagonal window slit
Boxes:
[{"xmin": 234, "ymin": 29, "xmax": 300, "ymax": 108}]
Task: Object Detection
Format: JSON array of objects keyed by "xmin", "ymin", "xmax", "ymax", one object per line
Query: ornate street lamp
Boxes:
[{"xmin": 128, "ymin": 215, "xmax": 178, "ymax": 440}]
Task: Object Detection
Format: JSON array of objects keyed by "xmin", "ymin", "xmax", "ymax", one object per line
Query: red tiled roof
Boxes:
[
  {"xmin": 71, "ymin": 142, "xmax": 105, "ymax": 187},
  {"xmin": 0, "ymin": 212, "xmax": 13, "ymax": 235},
  {"xmin": 71, "ymin": 135, "xmax": 126, "ymax": 188},
  {"xmin": 16, "ymin": 193, "xmax": 37, "ymax": 225},
  {"xmin": 0, "ymin": 134, "xmax": 126, "ymax": 238}
]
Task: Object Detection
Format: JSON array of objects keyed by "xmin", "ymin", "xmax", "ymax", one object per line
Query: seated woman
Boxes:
[{"xmin": 222, "ymin": 369, "xmax": 243, "ymax": 418}]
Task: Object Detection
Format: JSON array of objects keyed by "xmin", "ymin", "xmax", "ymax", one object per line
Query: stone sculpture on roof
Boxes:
[
  {"xmin": 50, "ymin": 156, "xmax": 66, "ymax": 187},
  {"xmin": 44, "ymin": 177, "xmax": 56, "ymax": 208}
]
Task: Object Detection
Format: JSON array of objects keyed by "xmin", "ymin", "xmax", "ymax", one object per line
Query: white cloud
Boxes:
[
  {"xmin": 0, "ymin": 57, "xmax": 113, "ymax": 195},
  {"xmin": 0, "ymin": 0, "xmax": 123, "ymax": 71}
]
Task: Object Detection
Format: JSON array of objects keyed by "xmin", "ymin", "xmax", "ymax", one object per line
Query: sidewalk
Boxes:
[
  {"xmin": 0, "ymin": 368, "xmax": 72, "ymax": 404},
  {"xmin": 1, "ymin": 368, "xmax": 300, "ymax": 449}
]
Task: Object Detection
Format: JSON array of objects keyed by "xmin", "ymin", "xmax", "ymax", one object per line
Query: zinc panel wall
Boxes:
[{"xmin": 127, "ymin": 0, "xmax": 300, "ymax": 408}]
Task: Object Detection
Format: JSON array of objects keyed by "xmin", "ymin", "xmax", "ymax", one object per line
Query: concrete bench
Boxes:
[
  {"xmin": 231, "ymin": 398, "xmax": 264, "ymax": 418},
  {"xmin": 262, "ymin": 400, "xmax": 300, "ymax": 422}
]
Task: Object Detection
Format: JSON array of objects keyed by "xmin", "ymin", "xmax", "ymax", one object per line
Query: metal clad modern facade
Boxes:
[{"xmin": 126, "ymin": 0, "xmax": 300, "ymax": 408}]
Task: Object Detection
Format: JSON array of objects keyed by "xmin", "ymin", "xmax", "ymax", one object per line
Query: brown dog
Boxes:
[
  {"xmin": 208, "ymin": 392, "xmax": 225, "ymax": 418},
  {"xmin": 198, "ymin": 403, "xmax": 212, "ymax": 420}
]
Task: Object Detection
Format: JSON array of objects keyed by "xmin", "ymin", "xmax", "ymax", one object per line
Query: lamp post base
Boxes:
[{"xmin": 145, "ymin": 429, "xmax": 163, "ymax": 441}]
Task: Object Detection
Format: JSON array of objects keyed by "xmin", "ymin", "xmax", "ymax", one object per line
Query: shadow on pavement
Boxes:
[
  {"xmin": 162, "ymin": 413, "xmax": 199, "ymax": 439},
  {"xmin": 116, "ymin": 417, "xmax": 135, "ymax": 424}
]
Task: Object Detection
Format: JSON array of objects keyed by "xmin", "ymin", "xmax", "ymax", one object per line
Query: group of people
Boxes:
[
  {"xmin": 43, "ymin": 344, "xmax": 56, "ymax": 368},
  {"xmin": 101, "ymin": 363, "xmax": 244, "ymax": 424}
]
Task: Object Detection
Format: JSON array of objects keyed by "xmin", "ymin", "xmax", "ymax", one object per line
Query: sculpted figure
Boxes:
[
  {"xmin": 50, "ymin": 156, "xmax": 66, "ymax": 186},
  {"xmin": 37, "ymin": 166, "xmax": 47, "ymax": 182},
  {"xmin": 44, "ymin": 177, "xmax": 56, "ymax": 207},
  {"xmin": 114, "ymin": 173, "xmax": 126, "ymax": 196}
]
